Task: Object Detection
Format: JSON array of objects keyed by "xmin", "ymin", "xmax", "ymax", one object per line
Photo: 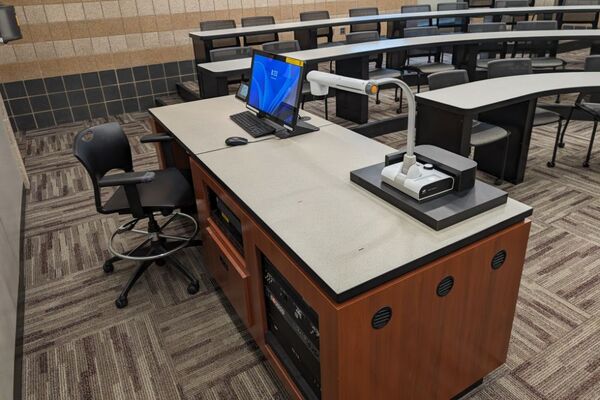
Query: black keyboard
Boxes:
[{"xmin": 230, "ymin": 111, "xmax": 276, "ymax": 138}]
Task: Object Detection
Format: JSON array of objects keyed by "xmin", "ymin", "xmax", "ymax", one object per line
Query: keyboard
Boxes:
[{"xmin": 229, "ymin": 111, "xmax": 275, "ymax": 138}]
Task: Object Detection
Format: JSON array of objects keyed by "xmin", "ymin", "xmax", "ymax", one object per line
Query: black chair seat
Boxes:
[
  {"xmin": 471, "ymin": 120, "xmax": 509, "ymax": 146},
  {"xmin": 103, "ymin": 167, "xmax": 194, "ymax": 214},
  {"xmin": 530, "ymin": 57, "xmax": 566, "ymax": 69},
  {"xmin": 534, "ymin": 107, "xmax": 561, "ymax": 126},
  {"xmin": 579, "ymin": 101, "xmax": 600, "ymax": 117}
]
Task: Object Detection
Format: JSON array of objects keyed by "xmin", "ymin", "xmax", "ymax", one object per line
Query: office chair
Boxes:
[
  {"xmin": 262, "ymin": 40, "xmax": 327, "ymax": 117},
  {"xmin": 73, "ymin": 122, "xmax": 200, "ymax": 308},
  {"xmin": 437, "ymin": 2, "xmax": 469, "ymax": 33},
  {"xmin": 487, "ymin": 58, "xmax": 565, "ymax": 168},
  {"xmin": 513, "ymin": 21, "xmax": 567, "ymax": 71},
  {"xmin": 400, "ymin": 26, "xmax": 456, "ymax": 92},
  {"xmin": 199, "ymin": 19, "xmax": 240, "ymax": 51},
  {"xmin": 349, "ymin": 7, "xmax": 383, "ymax": 68},
  {"xmin": 485, "ymin": 0, "xmax": 530, "ymax": 27},
  {"xmin": 428, "ymin": 70, "xmax": 511, "ymax": 185},
  {"xmin": 468, "ymin": 23, "xmax": 508, "ymax": 70},
  {"xmin": 345, "ymin": 31, "xmax": 403, "ymax": 111},
  {"xmin": 402, "ymin": 5, "xmax": 432, "ymax": 29},
  {"xmin": 241, "ymin": 16, "xmax": 279, "ymax": 46},
  {"xmin": 299, "ymin": 10, "xmax": 340, "ymax": 71},
  {"xmin": 558, "ymin": 0, "xmax": 600, "ymax": 29},
  {"xmin": 552, "ymin": 55, "xmax": 600, "ymax": 168}
]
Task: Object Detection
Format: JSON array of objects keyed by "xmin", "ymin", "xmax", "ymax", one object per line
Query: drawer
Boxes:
[{"xmin": 204, "ymin": 226, "xmax": 252, "ymax": 327}]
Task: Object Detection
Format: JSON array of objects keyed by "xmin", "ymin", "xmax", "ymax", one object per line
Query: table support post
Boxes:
[
  {"xmin": 335, "ymin": 56, "xmax": 370, "ymax": 124},
  {"xmin": 294, "ymin": 29, "xmax": 318, "ymax": 49},
  {"xmin": 199, "ymin": 72, "xmax": 229, "ymax": 99},
  {"xmin": 416, "ymin": 102, "xmax": 473, "ymax": 156},
  {"xmin": 192, "ymin": 36, "xmax": 212, "ymax": 96}
]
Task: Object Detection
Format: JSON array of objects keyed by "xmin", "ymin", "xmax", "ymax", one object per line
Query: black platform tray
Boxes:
[{"xmin": 350, "ymin": 162, "xmax": 508, "ymax": 231}]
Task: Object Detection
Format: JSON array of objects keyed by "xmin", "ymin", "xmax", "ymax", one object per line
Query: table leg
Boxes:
[
  {"xmin": 335, "ymin": 56, "xmax": 370, "ymax": 124},
  {"xmin": 416, "ymin": 102, "xmax": 473, "ymax": 156},
  {"xmin": 294, "ymin": 29, "xmax": 318, "ymax": 49},
  {"xmin": 192, "ymin": 37, "xmax": 212, "ymax": 96},
  {"xmin": 475, "ymin": 100, "xmax": 536, "ymax": 184},
  {"xmin": 199, "ymin": 71, "xmax": 229, "ymax": 98},
  {"xmin": 452, "ymin": 44, "xmax": 478, "ymax": 80}
]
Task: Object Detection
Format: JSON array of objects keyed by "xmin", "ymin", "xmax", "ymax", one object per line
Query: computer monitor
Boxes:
[{"xmin": 246, "ymin": 50, "xmax": 304, "ymax": 130}]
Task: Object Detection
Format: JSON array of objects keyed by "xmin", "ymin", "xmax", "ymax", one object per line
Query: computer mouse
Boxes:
[{"xmin": 225, "ymin": 136, "xmax": 249, "ymax": 146}]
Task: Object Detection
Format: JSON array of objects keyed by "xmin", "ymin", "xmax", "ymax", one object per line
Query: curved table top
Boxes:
[
  {"xmin": 189, "ymin": 5, "xmax": 600, "ymax": 39},
  {"xmin": 416, "ymin": 72, "xmax": 600, "ymax": 112},
  {"xmin": 199, "ymin": 29, "xmax": 600, "ymax": 74}
]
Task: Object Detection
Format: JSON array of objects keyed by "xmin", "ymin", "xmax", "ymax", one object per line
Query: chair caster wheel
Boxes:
[
  {"xmin": 558, "ymin": 143, "xmax": 565, "ymax": 148},
  {"xmin": 494, "ymin": 179, "xmax": 503, "ymax": 186},
  {"xmin": 156, "ymin": 259, "xmax": 166, "ymax": 266},
  {"xmin": 583, "ymin": 162, "xmax": 590, "ymax": 168},
  {"xmin": 547, "ymin": 161, "xmax": 555, "ymax": 168},
  {"xmin": 376, "ymin": 100, "xmax": 381, "ymax": 105},
  {"xmin": 187, "ymin": 281, "xmax": 200, "ymax": 295},
  {"xmin": 115, "ymin": 297, "xmax": 128, "ymax": 309},
  {"xmin": 103, "ymin": 261, "xmax": 114, "ymax": 273}
]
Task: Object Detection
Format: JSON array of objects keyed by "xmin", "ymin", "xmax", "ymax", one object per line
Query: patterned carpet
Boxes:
[{"xmin": 18, "ymin": 53, "xmax": 600, "ymax": 399}]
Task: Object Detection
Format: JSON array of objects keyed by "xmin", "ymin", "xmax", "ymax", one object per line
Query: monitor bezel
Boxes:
[{"xmin": 246, "ymin": 49, "xmax": 304, "ymax": 131}]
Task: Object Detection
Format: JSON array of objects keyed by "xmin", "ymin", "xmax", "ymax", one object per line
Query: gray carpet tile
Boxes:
[{"xmin": 18, "ymin": 49, "xmax": 600, "ymax": 399}]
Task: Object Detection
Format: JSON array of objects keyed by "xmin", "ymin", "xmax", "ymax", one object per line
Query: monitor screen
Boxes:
[{"xmin": 247, "ymin": 51, "xmax": 303, "ymax": 129}]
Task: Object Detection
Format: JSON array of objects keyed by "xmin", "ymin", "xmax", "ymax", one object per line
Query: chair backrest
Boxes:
[
  {"xmin": 262, "ymin": 40, "xmax": 301, "ymax": 53},
  {"xmin": 468, "ymin": 0, "xmax": 494, "ymax": 6},
  {"xmin": 403, "ymin": 26, "xmax": 440, "ymax": 59},
  {"xmin": 428, "ymin": 69, "xmax": 469, "ymax": 90},
  {"xmin": 73, "ymin": 122, "xmax": 133, "ymax": 213},
  {"xmin": 468, "ymin": 22, "xmax": 508, "ymax": 56},
  {"xmin": 241, "ymin": 16, "xmax": 279, "ymax": 46},
  {"xmin": 514, "ymin": 20, "xmax": 558, "ymax": 56},
  {"xmin": 345, "ymin": 30, "xmax": 380, "ymax": 44},
  {"xmin": 300, "ymin": 10, "xmax": 333, "ymax": 40},
  {"xmin": 200, "ymin": 19, "xmax": 240, "ymax": 49},
  {"xmin": 437, "ymin": 2, "xmax": 469, "ymax": 30},
  {"xmin": 493, "ymin": 0, "xmax": 530, "ymax": 25},
  {"xmin": 209, "ymin": 46, "xmax": 252, "ymax": 61},
  {"xmin": 402, "ymin": 4, "xmax": 431, "ymax": 28},
  {"xmin": 349, "ymin": 7, "xmax": 380, "ymax": 34},
  {"xmin": 487, "ymin": 58, "xmax": 532, "ymax": 78},
  {"xmin": 559, "ymin": 0, "xmax": 600, "ymax": 28}
]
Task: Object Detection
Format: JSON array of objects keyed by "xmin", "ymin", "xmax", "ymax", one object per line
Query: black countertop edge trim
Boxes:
[
  {"xmin": 13, "ymin": 186, "xmax": 25, "ymax": 400},
  {"xmin": 189, "ymin": 8, "xmax": 600, "ymax": 39},
  {"xmin": 416, "ymin": 82, "xmax": 600, "ymax": 114},
  {"xmin": 186, "ymin": 147, "xmax": 532, "ymax": 304}
]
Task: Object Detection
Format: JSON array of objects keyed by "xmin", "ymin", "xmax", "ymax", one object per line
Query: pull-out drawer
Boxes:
[{"xmin": 204, "ymin": 225, "xmax": 252, "ymax": 327}]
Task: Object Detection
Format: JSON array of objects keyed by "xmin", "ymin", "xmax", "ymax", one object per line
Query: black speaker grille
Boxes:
[
  {"xmin": 492, "ymin": 250, "xmax": 507, "ymax": 270},
  {"xmin": 372, "ymin": 306, "xmax": 392, "ymax": 329},
  {"xmin": 437, "ymin": 276, "xmax": 454, "ymax": 297}
]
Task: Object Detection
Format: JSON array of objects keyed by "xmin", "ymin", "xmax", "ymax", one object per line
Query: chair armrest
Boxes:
[
  {"xmin": 140, "ymin": 134, "xmax": 173, "ymax": 143},
  {"xmin": 98, "ymin": 171, "xmax": 155, "ymax": 187}
]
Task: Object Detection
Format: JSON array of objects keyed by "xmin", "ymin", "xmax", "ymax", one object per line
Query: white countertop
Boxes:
[
  {"xmin": 149, "ymin": 96, "xmax": 332, "ymax": 154},
  {"xmin": 194, "ymin": 115, "xmax": 531, "ymax": 298},
  {"xmin": 198, "ymin": 30, "xmax": 600, "ymax": 74},
  {"xmin": 416, "ymin": 72, "xmax": 600, "ymax": 111},
  {"xmin": 189, "ymin": 6, "xmax": 600, "ymax": 39}
]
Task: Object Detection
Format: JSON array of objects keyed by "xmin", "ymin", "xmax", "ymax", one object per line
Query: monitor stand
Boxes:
[{"xmin": 274, "ymin": 119, "xmax": 320, "ymax": 139}]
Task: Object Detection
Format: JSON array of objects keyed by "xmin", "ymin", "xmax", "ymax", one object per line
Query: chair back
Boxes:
[
  {"xmin": 468, "ymin": 22, "xmax": 508, "ymax": 58},
  {"xmin": 468, "ymin": 0, "xmax": 494, "ymax": 7},
  {"xmin": 345, "ymin": 30, "xmax": 380, "ymax": 44},
  {"xmin": 402, "ymin": 5, "xmax": 431, "ymax": 28},
  {"xmin": 514, "ymin": 20, "xmax": 559, "ymax": 57},
  {"xmin": 428, "ymin": 69, "xmax": 469, "ymax": 90},
  {"xmin": 437, "ymin": 2, "xmax": 468, "ymax": 31},
  {"xmin": 241, "ymin": 16, "xmax": 279, "ymax": 46},
  {"xmin": 200, "ymin": 19, "xmax": 240, "ymax": 49},
  {"xmin": 73, "ymin": 122, "xmax": 133, "ymax": 213},
  {"xmin": 300, "ymin": 11, "xmax": 333, "ymax": 41},
  {"xmin": 487, "ymin": 58, "xmax": 532, "ymax": 78},
  {"xmin": 404, "ymin": 26, "xmax": 440, "ymax": 59},
  {"xmin": 492, "ymin": 0, "xmax": 530, "ymax": 25},
  {"xmin": 559, "ymin": 0, "xmax": 600, "ymax": 29},
  {"xmin": 349, "ymin": 7, "xmax": 380, "ymax": 34},
  {"xmin": 262, "ymin": 40, "xmax": 301, "ymax": 53},
  {"xmin": 209, "ymin": 46, "xmax": 252, "ymax": 61}
]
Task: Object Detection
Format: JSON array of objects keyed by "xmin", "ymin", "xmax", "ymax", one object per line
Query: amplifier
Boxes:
[{"xmin": 262, "ymin": 255, "xmax": 321, "ymax": 399}]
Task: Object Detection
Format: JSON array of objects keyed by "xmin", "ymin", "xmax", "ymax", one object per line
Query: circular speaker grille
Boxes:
[
  {"xmin": 491, "ymin": 250, "xmax": 507, "ymax": 270},
  {"xmin": 372, "ymin": 306, "xmax": 392, "ymax": 329},
  {"xmin": 437, "ymin": 276, "xmax": 454, "ymax": 297}
]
